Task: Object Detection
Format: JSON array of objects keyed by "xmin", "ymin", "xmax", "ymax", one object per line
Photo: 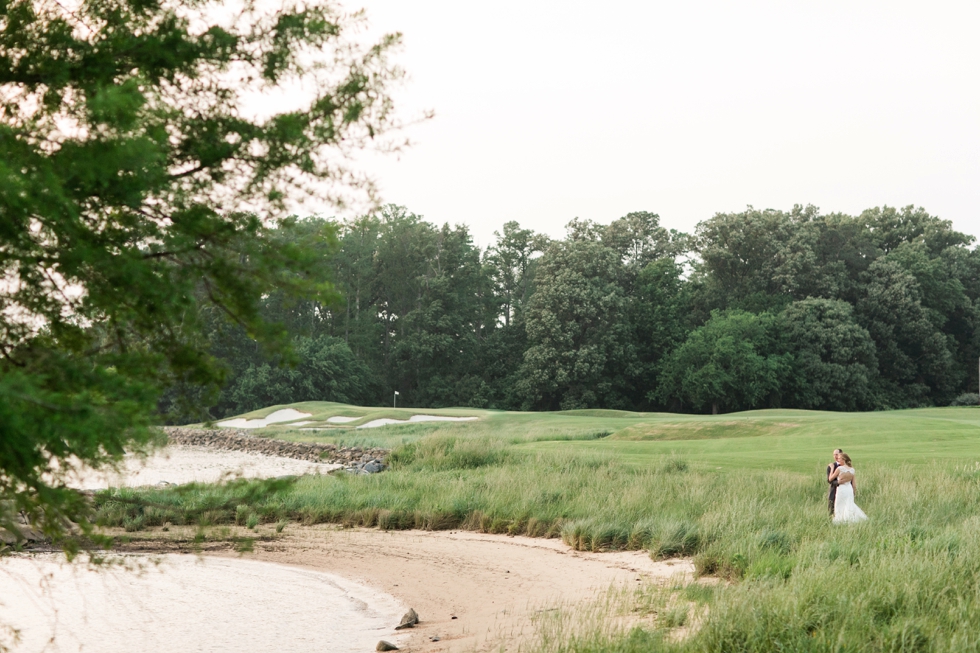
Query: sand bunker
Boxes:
[
  {"xmin": 67, "ymin": 445, "xmax": 340, "ymax": 490},
  {"xmin": 358, "ymin": 415, "xmax": 478, "ymax": 429},
  {"xmin": 215, "ymin": 412, "xmax": 478, "ymax": 430},
  {"xmin": 216, "ymin": 408, "xmax": 312, "ymax": 429},
  {"xmin": 0, "ymin": 554, "xmax": 406, "ymax": 653}
]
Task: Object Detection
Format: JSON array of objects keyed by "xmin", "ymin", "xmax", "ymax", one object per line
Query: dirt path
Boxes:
[{"xmin": 213, "ymin": 526, "xmax": 694, "ymax": 652}]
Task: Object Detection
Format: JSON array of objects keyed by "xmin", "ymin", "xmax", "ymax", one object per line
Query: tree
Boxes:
[
  {"xmin": 390, "ymin": 221, "xmax": 488, "ymax": 407},
  {"xmin": 858, "ymin": 205, "xmax": 973, "ymax": 257},
  {"xmin": 485, "ymin": 221, "xmax": 548, "ymax": 328},
  {"xmin": 693, "ymin": 205, "xmax": 823, "ymax": 312},
  {"xmin": 657, "ymin": 310, "xmax": 790, "ymax": 414},
  {"xmin": 516, "ymin": 226, "xmax": 636, "ymax": 410},
  {"xmin": 0, "ymin": 0, "xmax": 403, "ymax": 548},
  {"xmin": 478, "ymin": 222, "xmax": 547, "ymax": 408},
  {"xmin": 334, "ymin": 214, "xmax": 385, "ymax": 364},
  {"xmin": 630, "ymin": 258, "xmax": 692, "ymax": 407},
  {"xmin": 227, "ymin": 336, "xmax": 375, "ymax": 413},
  {"xmin": 603, "ymin": 212, "xmax": 674, "ymax": 271},
  {"xmin": 855, "ymin": 259, "xmax": 955, "ymax": 407},
  {"xmin": 780, "ymin": 299, "xmax": 879, "ymax": 410}
]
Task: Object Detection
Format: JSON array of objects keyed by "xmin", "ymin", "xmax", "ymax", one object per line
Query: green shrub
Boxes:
[
  {"xmin": 122, "ymin": 515, "xmax": 145, "ymax": 532},
  {"xmin": 950, "ymin": 393, "xmax": 979, "ymax": 406}
]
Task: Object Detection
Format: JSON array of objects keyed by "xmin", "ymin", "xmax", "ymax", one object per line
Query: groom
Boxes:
[{"xmin": 826, "ymin": 449, "xmax": 843, "ymax": 516}]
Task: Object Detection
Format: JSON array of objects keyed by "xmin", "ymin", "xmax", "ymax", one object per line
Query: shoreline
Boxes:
[
  {"xmin": 0, "ymin": 552, "xmax": 409, "ymax": 653},
  {"xmin": 162, "ymin": 427, "xmax": 390, "ymax": 467},
  {"xmin": 204, "ymin": 526, "xmax": 695, "ymax": 652},
  {"xmin": 38, "ymin": 442, "xmax": 696, "ymax": 651}
]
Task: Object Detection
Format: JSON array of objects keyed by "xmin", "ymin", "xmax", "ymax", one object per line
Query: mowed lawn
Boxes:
[
  {"xmin": 224, "ymin": 402, "xmax": 980, "ymax": 474},
  {"xmin": 523, "ymin": 408, "xmax": 980, "ymax": 473}
]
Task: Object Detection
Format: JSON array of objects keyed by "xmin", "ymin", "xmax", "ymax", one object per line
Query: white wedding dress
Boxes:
[{"xmin": 833, "ymin": 466, "xmax": 868, "ymax": 524}]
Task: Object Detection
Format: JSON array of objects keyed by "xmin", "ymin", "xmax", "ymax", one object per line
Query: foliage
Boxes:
[
  {"xmin": 0, "ymin": 0, "xmax": 403, "ymax": 546},
  {"xmin": 517, "ymin": 231, "xmax": 636, "ymax": 410},
  {"xmin": 656, "ymin": 310, "xmax": 791, "ymax": 413},
  {"xmin": 857, "ymin": 259, "xmax": 956, "ymax": 406},
  {"xmin": 196, "ymin": 203, "xmax": 979, "ymax": 417},
  {"xmin": 226, "ymin": 335, "xmax": 376, "ymax": 412},
  {"xmin": 950, "ymin": 392, "xmax": 980, "ymax": 406},
  {"xmin": 630, "ymin": 258, "xmax": 693, "ymax": 406},
  {"xmin": 780, "ymin": 298, "xmax": 879, "ymax": 410}
]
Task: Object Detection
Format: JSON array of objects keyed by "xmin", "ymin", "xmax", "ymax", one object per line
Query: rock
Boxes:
[
  {"xmin": 364, "ymin": 462, "xmax": 383, "ymax": 473},
  {"xmin": 395, "ymin": 608, "xmax": 419, "ymax": 630},
  {"xmin": 161, "ymin": 427, "xmax": 390, "ymax": 469},
  {"xmin": 0, "ymin": 513, "xmax": 44, "ymax": 545},
  {"xmin": 376, "ymin": 640, "xmax": 399, "ymax": 651}
]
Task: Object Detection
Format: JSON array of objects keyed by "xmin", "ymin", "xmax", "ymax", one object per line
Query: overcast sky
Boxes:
[{"xmin": 341, "ymin": 0, "xmax": 980, "ymax": 246}]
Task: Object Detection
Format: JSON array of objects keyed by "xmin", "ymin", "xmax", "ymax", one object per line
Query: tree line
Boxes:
[{"xmin": 186, "ymin": 204, "xmax": 980, "ymax": 418}]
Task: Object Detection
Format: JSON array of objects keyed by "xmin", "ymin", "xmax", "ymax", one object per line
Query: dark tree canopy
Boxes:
[
  {"xmin": 780, "ymin": 298, "xmax": 878, "ymax": 411},
  {"xmin": 657, "ymin": 310, "xmax": 791, "ymax": 414},
  {"xmin": 516, "ymin": 231, "xmax": 636, "ymax": 410},
  {"xmin": 0, "ymin": 0, "xmax": 404, "ymax": 548},
  {"xmin": 200, "ymin": 204, "xmax": 978, "ymax": 420}
]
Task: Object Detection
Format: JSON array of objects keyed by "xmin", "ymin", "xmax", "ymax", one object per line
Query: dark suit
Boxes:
[{"xmin": 827, "ymin": 462, "xmax": 839, "ymax": 515}]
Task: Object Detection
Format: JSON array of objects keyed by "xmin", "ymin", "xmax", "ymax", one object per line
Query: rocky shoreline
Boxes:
[{"xmin": 162, "ymin": 428, "xmax": 389, "ymax": 473}]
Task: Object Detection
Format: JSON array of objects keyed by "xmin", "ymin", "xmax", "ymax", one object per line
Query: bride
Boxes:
[{"xmin": 828, "ymin": 453, "xmax": 867, "ymax": 523}]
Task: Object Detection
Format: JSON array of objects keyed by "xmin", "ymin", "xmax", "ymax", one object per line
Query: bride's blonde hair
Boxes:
[{"xmin": 840, "ymin": 453, "xmax": 852, "ymax": 466}]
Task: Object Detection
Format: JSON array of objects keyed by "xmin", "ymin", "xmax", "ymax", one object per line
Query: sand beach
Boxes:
[{"xmin": 2, "ymin": 441, "xmax": 692, "ymax": 652}]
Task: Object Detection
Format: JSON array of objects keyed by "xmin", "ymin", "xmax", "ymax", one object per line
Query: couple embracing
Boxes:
[{"xmin": 826, "ymin": 449, "xmax": 868, "ymax": 524}]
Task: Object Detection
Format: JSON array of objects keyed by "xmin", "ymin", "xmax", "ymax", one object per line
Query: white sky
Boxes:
[{"xmin": 342, "ymin": 0, "xmax": 980, "ymax": 246}]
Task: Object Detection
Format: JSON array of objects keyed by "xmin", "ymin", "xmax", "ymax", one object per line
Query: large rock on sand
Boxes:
[
  {"xmin": 394, "ymin": 608, "xmax": 419, "ymax": 630},
  {"xmin": 0, "ymin": 511, "xmax": 44, "ymax": 545},
  {"xmin": 376, "ymin": 641, "xmax": 399, "ymax": 651}
]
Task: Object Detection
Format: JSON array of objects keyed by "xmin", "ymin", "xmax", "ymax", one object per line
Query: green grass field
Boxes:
[
  {"xmin": 102, "ymin": 404, "xmax": 980, "ymax": 652},
  {"xmin": 214, "ymin": 402, "xmax": 980, "ymax": 472},
  {"xmin": 527, "ymin": 407, "xmax": 980, "ymax": 472}
]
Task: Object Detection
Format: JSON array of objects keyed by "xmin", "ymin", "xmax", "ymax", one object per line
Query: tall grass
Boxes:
[
  {"xmin": 523, "ymin": 461, "xmax": 980, "ymax": 653},
  {"xmin": 94, "ymin": 431, "xmax": 980, "ymax": 652}
]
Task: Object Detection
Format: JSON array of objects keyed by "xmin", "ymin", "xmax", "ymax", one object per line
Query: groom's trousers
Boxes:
[
  {"xmin": 827, "ymin": 462, "xmax": 839, "ymax": 516},
  {"xmin": 828, "ymin": 483, "xmax": 838, "ymax": 515}
]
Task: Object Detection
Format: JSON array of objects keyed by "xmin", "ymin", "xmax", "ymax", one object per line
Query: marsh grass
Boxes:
[
  {"xmin": 100, "ymin": 405, "xmax": 980, "ymax": 652},
  {"xmin": 521, "ymin": 461, "xmax": 980, "ymax": 653},
  {"xmin": 266, "ymin": 424, "xmax": 444, "ymax": 449},
  {"xmin": 529, "ymin": 582, "xmax": 691, "ymax": 653}
]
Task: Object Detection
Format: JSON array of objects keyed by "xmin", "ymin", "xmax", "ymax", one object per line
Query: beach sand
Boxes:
[
  {"xmin": 0, "ymin": 554, "xmax": 408, "ymax": 653},
  {"xmin": 213, "ymin": 525, "xmax": 695, "ymax": 652},
  {"xmin": 26, "ymin": 444, "xmax": 693, "ymax": 651},
  {"xmin": 64, "ymin": 444, "xmax": 341, "ymax": 489}
]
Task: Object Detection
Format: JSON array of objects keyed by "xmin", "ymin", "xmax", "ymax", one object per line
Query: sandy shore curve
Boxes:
[
  {"xmin": 212, "ymin": 526, "xmax": 694, "ymax": 652},
  {"xmin": 45, "ymin": 442, "xmax": 694, "ymax": 651}
]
